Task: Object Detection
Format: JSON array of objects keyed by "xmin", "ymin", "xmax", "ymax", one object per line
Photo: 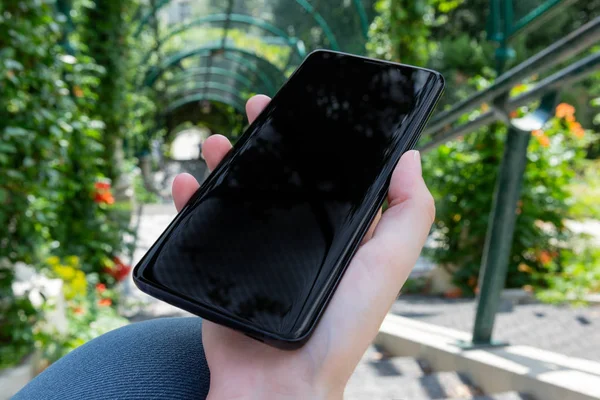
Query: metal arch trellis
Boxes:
[
  {"xmin": 165, "ymin": 81, "xmax": 249, "ymax": 104},
  {"xmin": 221, "ymin": 52, "xmax": 280, "ymax": 94},
  {"xmin": 165, "ymin": 93, "xmax": 246, "ymax": 115},
  {"xmin": 165, "ymin": 67, "xmax": 254, "ymax": 91},
  {"xmin": 143, "ymin": 45, "xmax": 286, "ymax": 93},
  {"xmin": 137, "ymin": 13, "xmax": 308, "ymax": 67},
  {"xmin": 134, "ymin": 0, "xmax": 372, "ymax": 139},
  {"xmin": 157, "ymin": 93, "xmax": 246, "ymax": 140},
  {"xmin": 352, "ymin": 0, "xmax": 370, "ymax": 38},
  {"xmin": 133, "ymin": 0, "xmax": 343, "ymax": 50},
  {"xmin": 143, "ymin": 45, "xmax": 279, "ymax": 95}
]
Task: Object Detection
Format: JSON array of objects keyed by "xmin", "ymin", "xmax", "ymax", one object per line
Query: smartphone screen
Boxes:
[{"xmin": 136, "ymin": 51, "xmax": 443, "ymax": 342}]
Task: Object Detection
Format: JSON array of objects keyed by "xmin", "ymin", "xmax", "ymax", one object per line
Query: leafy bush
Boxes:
[
  {"xmin": 368, "ymin": 0, "xmax": 600, "ymax": 300},
  {"xmin": 536, "ymin": 240, "xmax": 600, "ymax": 304},
  {"xmin": 423, "ymin": 101, "xmax": 595, "ymax": 296},
  {"xmin": 0, "ymin": 0, "xmax": 137, "ymax": 368},
  {"xmin": 33, "ymin": 270, "xmax": 128, "ymax": 368}
]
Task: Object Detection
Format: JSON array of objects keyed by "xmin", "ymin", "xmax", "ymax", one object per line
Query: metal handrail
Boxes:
[
  {"xmin": 421, "ymin": 49, "xmax": 600, "ymax": 151},
  {"xmin": 425, "ymin": 16, "xmax": 600, "ymax": 136}
]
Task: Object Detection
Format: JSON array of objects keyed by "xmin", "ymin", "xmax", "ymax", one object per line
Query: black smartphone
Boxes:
[{"xmin": 133, "ymin": 50, "xmax": 444, "ymax": 349}]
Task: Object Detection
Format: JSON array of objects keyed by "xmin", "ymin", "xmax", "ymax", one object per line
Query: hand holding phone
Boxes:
[
  {"xmin": 173, "ymin": 104, "xmax": 436, "ymax": 398},
  {"xmin": 135, "ymin": 49, "xmax": 443, "ymax": 397}
]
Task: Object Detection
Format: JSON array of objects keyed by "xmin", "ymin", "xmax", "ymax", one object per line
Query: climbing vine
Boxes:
[{"xmin": 0, "ymin": 0, "xmax": 141, "ymax": 368}]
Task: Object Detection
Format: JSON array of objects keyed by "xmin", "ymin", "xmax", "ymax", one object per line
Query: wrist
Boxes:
[{"xmin": 206, "ymin": 377, "xmax": 342, "ymax": 400}]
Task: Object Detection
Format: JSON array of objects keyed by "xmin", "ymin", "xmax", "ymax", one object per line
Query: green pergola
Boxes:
[{"xmin": 134, "ymin": 0, "xmax": 375, "ymax": 136}]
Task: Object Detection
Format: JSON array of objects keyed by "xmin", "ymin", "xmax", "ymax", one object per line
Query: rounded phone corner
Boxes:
[
  {"xmin": 257, "ymin": 327, "xmax": 315, "ymax": 351},
  {"xmin": 265, "ymin": 335, "xmax": 312, "ymax": 351},
  {"xmin": 305, "ymin": 48, "xmax": 337, "ymax": 60},
  {"xmin": 433, "ymin": 71, "xmax": 446, "ymax": 89}
]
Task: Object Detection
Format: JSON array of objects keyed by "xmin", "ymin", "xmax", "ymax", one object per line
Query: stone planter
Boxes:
[{"xmin": 428, "ymin": 264, "xmax": 460, "ymax": 295}]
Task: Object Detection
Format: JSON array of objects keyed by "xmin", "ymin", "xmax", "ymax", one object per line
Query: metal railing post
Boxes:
[{"xmin": 471, "ymin": 126, "xmax": 531, "ymax": 345}]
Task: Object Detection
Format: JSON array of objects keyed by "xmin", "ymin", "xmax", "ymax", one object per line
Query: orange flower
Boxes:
[
  {"xmin": 98, "ymin": 298, "xmax": 112, "ymax": 307},
  {"xmin": 536, "ymin": 134, "xmax": 550, "ymax": 147},
  {"xmin": 509, "ymin": 110, "xmax": 518, "ymax": 119},
  {"xmin": 538, "ymin": 251, "xmax": 553, "ymax": 265},
  {"xmin": 73, "ymin": 307, "xmax": 84, "ymax": 315},
  {"xmin": 93, "ymin": 181, "xmax": 115, "ymax": 205},
  {"xmin": 96, "ymin": 283, "xmax": 106, "ymax": 293},
  {"xmin": 555, "ymin": 103, "xmax": 575, "ymax": 119},
  {"xmin": 94, "ymin": 191, "xmax": 115, "ymax": 205},
  {"xmin": 73, "ymin": 85, "xmax": 84, "ymax": 98},
  {"xmin": 481, "ymin": 103, "xmax": 490, "ymax": 112},
  {"xmin": 532, "ymin": 129, "xmax": 544, "ymax": 137},
  {"xmin": 565, "ymin": 114, "xmax": 576, "ymax": 123},
  {"xmin": 518, "ymin": 263, "xmax": 532, "ymax": 273},
  {"xmin": 467, "ymin": 276, "xmax": 478, "ymax": 288},
  {"xmin": 569, "ymin": 121, "xmax": 585, "ymax": 138}
]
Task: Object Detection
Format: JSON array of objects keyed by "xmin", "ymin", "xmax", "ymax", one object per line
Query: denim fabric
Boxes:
[{"xmin": 13, "ymin": 317, "xmax": 210, "ymax": 400}]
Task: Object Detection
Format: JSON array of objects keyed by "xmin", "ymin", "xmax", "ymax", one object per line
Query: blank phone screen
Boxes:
[{"xmin": 141, "ymin": 51, "xmax": 442, "ymax": 338}]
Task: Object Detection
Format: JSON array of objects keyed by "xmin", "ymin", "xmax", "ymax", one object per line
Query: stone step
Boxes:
[
  {"xmin": 346, "ymin": 370, "xmax": 481, "ymax": 400},
  {"xmin": 445, "ymin": 392, "xmax": 532, "ymax": 400}
]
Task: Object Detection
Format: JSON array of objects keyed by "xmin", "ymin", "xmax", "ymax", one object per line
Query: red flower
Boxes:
[
  {"xmin": 98, "ymin": 298, "xmax": 112, "ymax": 307},
  {"xmin": 538, "ymin": 251, "xmax": 553, "ymax": 265},
  {"xmin": 95, "ymin": 182, "xmax": 111, "ymax": 190},
  {"xmin": 104, "ymin": 256, "xmax": 132, "ymax": 282},
  {"xmin": 93, "ymin": 181, "xmax": 115, "ymax": 205},
  {"xmin": 94, "ymin": 191, "xmax": 115, "ymax": 205},
  {"xmin": 96, "ymin": 283, "xmax": 107, "ymax": 293},
  {"xmin": 444, "ymin": 288, "xmax": 463, "ymax": 299}
]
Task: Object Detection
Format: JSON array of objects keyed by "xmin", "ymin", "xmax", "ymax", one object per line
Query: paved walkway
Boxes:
[{"xmin": 392, "ymin": 295, "xmax": 600, "ymax": 362}]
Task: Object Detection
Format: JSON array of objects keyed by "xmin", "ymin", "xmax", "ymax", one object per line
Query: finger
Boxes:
[
  {"xmin": 358, "ymin": 150, "xmax": 434, "ymax": 312},
  {"xmin": 361, "ymin": 208, "xmax": 382, "ymax": 244},
  {"xmin": 202, "ymin": 134, "xmax": 232, "ymax": 172},
  {"xmin": 201, "ymin": 95, "xmax": 270, "ymax": 172},
  {"xmin": 172, "ymin": 173, "xmax": 200, "ymax": 212},
  {"xmin": 317, "ymin": 150, "xmax": 434, "ymax": 377},
  {"xmin": 246, "ymin": 95, "xmax": 271, "ymax": 124}
]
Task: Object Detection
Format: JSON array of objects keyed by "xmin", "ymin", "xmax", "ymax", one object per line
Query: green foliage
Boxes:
[
  {"xmin": 0, "ymin": 0, "xmax": 138, "ymax": 368},
  {"xmin": 423, "ymin": 107, "xmax": 593, "ymax": 295},
  {"xmin": 79, "ymin": 0, "xmax": 133, "ymax": 181},
  {"xmin": 568, "ymin": 160, "xmax": 600, "ymax": 220},
  {"xmin": 133, "ymin": 173, "xmax": 160, "ymax": 204},
  {"xmin": 33, "ymin": 269, "xmax": 128, "ymax": 366},
  {"xmin": 400, "ymin": 276, "xmax": 429, "ymax": 295},
  {"xmin": 369, "ymin": 0, "xmax": 600, "ymax": 300},
  {"xmin": 0, "ymin": 291, "xmax": 37, "ymax": 369},
  {"xmin": 536, "ymin": 240, "xmax": 600, "ymax": 304},
  {"xmin": 368, "ymin": 0, "xmax": 464, "ymax": 66}
]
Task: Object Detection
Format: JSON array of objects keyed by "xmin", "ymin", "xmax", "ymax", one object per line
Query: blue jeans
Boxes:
[{"xmin": 14, "ymin": 318, "xmax": 210, "ymax": 400}]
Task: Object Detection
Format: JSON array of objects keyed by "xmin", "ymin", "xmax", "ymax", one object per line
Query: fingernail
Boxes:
[{"xmin": 413, "ymin": 150, "xmax": 422, "ymax": 174}]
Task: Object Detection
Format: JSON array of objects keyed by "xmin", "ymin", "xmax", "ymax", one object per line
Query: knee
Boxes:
[{"xmin": 14, "ymin": 317, "xmax": 210, "ymax": 400}]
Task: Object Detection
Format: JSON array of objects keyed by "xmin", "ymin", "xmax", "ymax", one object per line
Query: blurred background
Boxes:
[{"xmin": 1, "ymin": 0, "xmax": 599, "ymax": 399}]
